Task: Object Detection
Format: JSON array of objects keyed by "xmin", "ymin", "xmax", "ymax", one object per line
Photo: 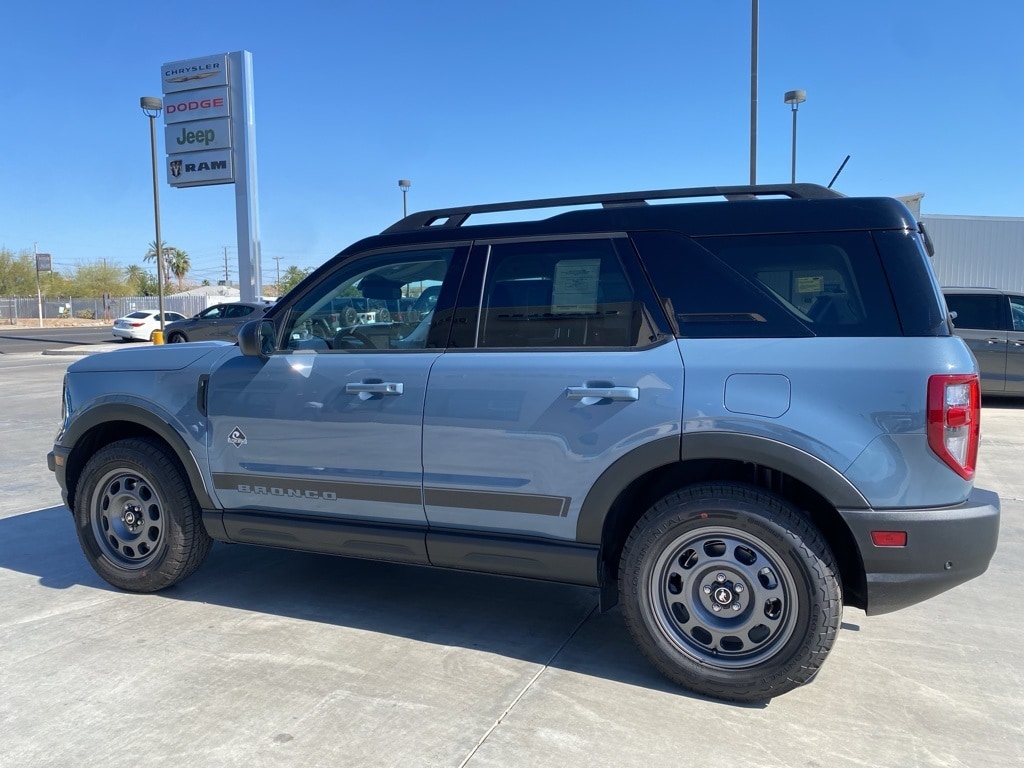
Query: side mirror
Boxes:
[{"xmin": 238, "ymin": 319, "xmax": 275, "ymax": 357}]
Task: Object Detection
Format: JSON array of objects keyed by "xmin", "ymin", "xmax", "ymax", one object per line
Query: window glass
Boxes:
[
  {"xmin": 201, "ymin": 306, "xmax": 225, "ymax": 319},
  {"xmin": 477, "ymin": 239, "xmax": 644, "ymax": 348},
  {"xmin": 278, "ymin": 248, "xmax": 455, "ymax": 351},
  {"xmin": 944, "ymin": 294, "xmax": 1003, "ymax": 331},
  {"xmin": 1009, "ymin": 296, "xmax": 1024, "ymax": 332},
  {"xmin": 635, "ymin": 230, "xmax": 900, "ymax": 337}
]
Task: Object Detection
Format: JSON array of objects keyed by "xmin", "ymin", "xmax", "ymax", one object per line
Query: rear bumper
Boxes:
[{"xmin": 838, "ymin": 487, "xmax": 1000, "ymax": 615}]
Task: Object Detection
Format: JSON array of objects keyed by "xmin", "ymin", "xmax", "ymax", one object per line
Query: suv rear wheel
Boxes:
[
  {"xmin": 167, "ymin": 331, "xmax": 188, "ymax": 343},
  {"xmin": 619, "ymin": 483, "xmax": 841, "ymax": 701},
  {"xmin": 74, "ymin": 438, "xmax": 212, "ymax": 592}
]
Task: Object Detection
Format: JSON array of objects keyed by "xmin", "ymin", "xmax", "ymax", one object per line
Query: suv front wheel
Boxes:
[
  {"xmin": 619, "ymin": 483, "xmax": 841, "ymax": 702},
  {"xmin": 74, "ymin": 437, "xmax": 212, "ymax": 592}
]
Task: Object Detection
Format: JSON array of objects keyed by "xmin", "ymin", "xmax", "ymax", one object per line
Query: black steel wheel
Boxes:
[
  {"xmin": 619, "ymin": 483, "xmax": 841, "ymax": 702},
  {"xmin": 74, "ymin": 437, "xmax": 212, "ymax": 592}
]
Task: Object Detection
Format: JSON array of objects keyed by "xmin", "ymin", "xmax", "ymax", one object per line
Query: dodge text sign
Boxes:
[{"xmin": 162, "ymin": 86, "xmax": 230, "ymax": 125}]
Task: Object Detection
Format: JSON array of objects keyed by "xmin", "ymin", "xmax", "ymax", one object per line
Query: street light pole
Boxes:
[
  {"xmin": 784, "ymin": 89, "xmax": 807, "ymax": 184},
  {"xmin": 398, "ymin": 179, "xmax": 411, "ymax": 217},
  {"xmin": 140, "ymin": 96, "xmax": 166, "ymax": 343},
  {"xmin": 749, "ymin": 0, "xmax": 758, "ymax": 185}
]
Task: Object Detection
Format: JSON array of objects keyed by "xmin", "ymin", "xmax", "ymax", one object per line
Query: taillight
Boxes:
[{"xmin": 927, "ymin": 374, "xmax": 980, "ymax": 480}]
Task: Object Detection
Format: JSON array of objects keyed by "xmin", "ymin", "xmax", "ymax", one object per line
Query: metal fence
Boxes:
[{"xmin": 1, "ymin": 295, "xmax": 210, "ymax": 324}]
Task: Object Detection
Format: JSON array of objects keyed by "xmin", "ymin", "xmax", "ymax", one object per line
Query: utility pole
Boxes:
[
  {"xmin": 273, "ymin": 254, "xmax": 283, "ymax": 295},
  {"xmin": 223, "ymin": 246, "xmax": 231, "ymax": 287}
]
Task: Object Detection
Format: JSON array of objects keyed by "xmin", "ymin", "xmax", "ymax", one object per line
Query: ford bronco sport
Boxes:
[{"xmin": 49, "ymin": 184, "xmax": 1000, "ymax": 702}]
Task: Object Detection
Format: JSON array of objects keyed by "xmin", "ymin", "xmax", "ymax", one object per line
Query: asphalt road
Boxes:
[
  {"xmin": 0, "ymin": 325, "xmax": 116, "ymax": 355},
  {"xmin": 1, "ymin": 350, "xmax": 1022, "ymax": 768}
]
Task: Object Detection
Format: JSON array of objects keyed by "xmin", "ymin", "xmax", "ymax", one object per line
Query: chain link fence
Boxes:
[{"xmin": 1, "ymin": 295, "xmax": 210, "ymax": 324}]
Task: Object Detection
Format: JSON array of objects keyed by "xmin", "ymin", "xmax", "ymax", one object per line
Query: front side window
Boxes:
[
  {"xmin": 1008, "ymin": 296, "xmax": 1024, "ymax": 332},
  {"xmin": 277, "ymin": 248, "xmax": 457, "ymax": 351},
  {"xmin": 475, "ymin": 238, "xmax": 650, "ymax": 349}
]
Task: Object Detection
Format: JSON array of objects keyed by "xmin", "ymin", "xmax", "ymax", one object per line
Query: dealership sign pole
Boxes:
[
  {"xmin": 160, "ymin": 52, "xmax": 262, "ymax": 301},
  {"xmin": 35, "ymin": 247, "xmax": 51, "ymax": 328}
]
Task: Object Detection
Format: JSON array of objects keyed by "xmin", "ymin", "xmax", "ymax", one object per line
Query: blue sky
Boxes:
[{"xmin": 1, "ymin": 1, "xmax": 1021, "ymax": 288}]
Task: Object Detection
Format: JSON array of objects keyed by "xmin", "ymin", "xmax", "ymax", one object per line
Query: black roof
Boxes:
[{"xmin": 341, "ymin": 184, "xmax": 920, "ymax": 257}]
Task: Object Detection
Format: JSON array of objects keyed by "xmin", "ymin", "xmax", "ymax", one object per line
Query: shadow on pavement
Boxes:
[{"xmin": 0, "ymin": 505, "xmax": 742, "ymax": 704}]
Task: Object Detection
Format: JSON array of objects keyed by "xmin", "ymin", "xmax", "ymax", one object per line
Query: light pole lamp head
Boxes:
[
  {"xmin": 784, "ymin": 89, "xmax": 807, "ymax": 108},
  {"xmin": 398, "ymin": 179, "xmax": 411, "ymax": 192},
  {"xmin": 140, "ymin": 96, "xmax": 163, "ymax": 117}
]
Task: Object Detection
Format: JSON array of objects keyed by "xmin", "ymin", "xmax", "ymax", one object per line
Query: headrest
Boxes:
[{"xmin": 359, "ymin": 274, "xmax": 402, "ymax": 300}]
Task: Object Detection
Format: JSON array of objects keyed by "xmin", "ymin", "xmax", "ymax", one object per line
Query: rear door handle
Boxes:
[
  {"xmin": 565, "ymin": 386, "xmax": 639, "ymax": 402},
  {"xmin": 346, "ymin": 382, "xmax": 404, "ymax": 396}
]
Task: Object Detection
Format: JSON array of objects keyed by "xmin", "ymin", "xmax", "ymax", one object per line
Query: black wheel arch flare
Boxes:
[
  {"xmin": 60, "ymin": 403, "xmax": 215, "ymax": 512},
  {"xmin": 577, "ymin": 432, "xmax": 869, "ymax": 545}
]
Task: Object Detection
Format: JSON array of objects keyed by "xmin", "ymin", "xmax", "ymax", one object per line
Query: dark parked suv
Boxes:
[
  {"xmin": 164, "ymin": 301, "xmax": 270, "ymax": 344},
  {"xmin": 49, "ymin": 184, "xmax": 999, "ymax": 702},
  {"xmin": 943, "ymin": 287, "xmax": 1024, "ymax": 395}
]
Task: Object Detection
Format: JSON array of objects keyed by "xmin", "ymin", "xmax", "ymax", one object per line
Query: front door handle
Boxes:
[
  {"xmin": 566, "ymin": 386, "xmax": 639, "ymax": 402},
  {"xmin": 346, "ymin": 381, "xmax": 404, "ymax": 396}
]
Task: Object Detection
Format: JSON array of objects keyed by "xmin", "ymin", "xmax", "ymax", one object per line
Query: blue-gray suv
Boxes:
[{"xmin": 49, "ymin": 184, "xmax": 1000, "ymax": 702}]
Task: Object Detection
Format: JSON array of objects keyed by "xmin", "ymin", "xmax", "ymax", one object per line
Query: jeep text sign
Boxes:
[
  {"xmin": 164, "ymin": 118, "xmax": 231, "ymax": 153},
  {"xmin": 163, "ymin": 86, "xmax": 230, "ymax": 125},
  {"xmin": 166, "ymin": 148, "xmax": 233, "ymax": 187}
]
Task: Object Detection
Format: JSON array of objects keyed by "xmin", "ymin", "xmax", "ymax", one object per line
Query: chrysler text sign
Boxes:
[{"xmin": 162, "ymin": 54, "xmax": 228, "ymax": 93}]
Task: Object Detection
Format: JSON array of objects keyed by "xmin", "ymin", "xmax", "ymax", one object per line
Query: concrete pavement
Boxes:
[{"xmin": 1, "ymin": 351, "xmax": 1022, "ymax": 768}]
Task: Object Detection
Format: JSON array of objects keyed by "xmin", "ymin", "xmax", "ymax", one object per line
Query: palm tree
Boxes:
[
  {"xmin": 167, "ymin": 248, "xmax": 191, "ymax": 290},
  {"xmin": 124, "ymin": 264, "xmax": 147, "ymax": 295},
  {"xmin": 144, "ymin": 240, "xmax": 172, "ymax": 285}
]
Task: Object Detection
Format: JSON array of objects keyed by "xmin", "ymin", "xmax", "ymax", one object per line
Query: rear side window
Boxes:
[
  {"xmin": 633, "ymin": 230, "xmax": 902, "ymax": 338},
  {"xmin": 476, "ymin": 238, "xmax": 646, "ymax": 348},
  {"xmin": 944, "ymin": 294, "xmax": 1003, "ymax": 331}
]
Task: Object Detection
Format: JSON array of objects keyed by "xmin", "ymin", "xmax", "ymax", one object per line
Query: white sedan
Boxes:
[{"xmin": 111, "ymin": 310, "xmax": 187, "ymax": 342}]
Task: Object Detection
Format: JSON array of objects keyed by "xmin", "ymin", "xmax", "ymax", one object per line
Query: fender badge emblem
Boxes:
[{"xmin": 228, "ymin": 427, "xmax": 247, "ymax": 448}]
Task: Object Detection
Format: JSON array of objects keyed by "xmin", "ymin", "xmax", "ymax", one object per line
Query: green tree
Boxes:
[
  {"xmin": 0, "ymin": 248, "xmax": 40, "ymax": 296},
  {"xmin": 68, "ymin": 261, "xmax": 127, "ymax": 299},
  {"xmin": 279, "ymin": 265, "xmax": 313, "ymax": 294}
]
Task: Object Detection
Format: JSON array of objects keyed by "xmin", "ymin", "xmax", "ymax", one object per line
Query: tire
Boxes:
[
  {"xmin": 376, "ymin": 308, "xmax": 391, "ymax": 324},
  {"xmin": 167, "ymin": 332, "xmax": 188, "ymax": 343},
  {"xmin": 341, "ymin": 306, "xmax": 359, "ymax": 326},
  {"xmin": 619, "ymin": 483, "xmax": 841, "ymax": 702},
  {"xmin": 73, "ymin": 437, "xmax": 212, "ymax": 592}
]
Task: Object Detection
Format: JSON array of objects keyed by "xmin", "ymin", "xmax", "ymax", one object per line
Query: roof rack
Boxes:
[{"xmin": 382, "ymin": 183, "xmax": 843, "ymax": 233}]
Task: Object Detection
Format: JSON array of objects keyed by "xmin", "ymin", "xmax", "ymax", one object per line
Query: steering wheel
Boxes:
[{"xmin": 333, "ymin": 329, "xmax": 376, "ymax": 350}]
